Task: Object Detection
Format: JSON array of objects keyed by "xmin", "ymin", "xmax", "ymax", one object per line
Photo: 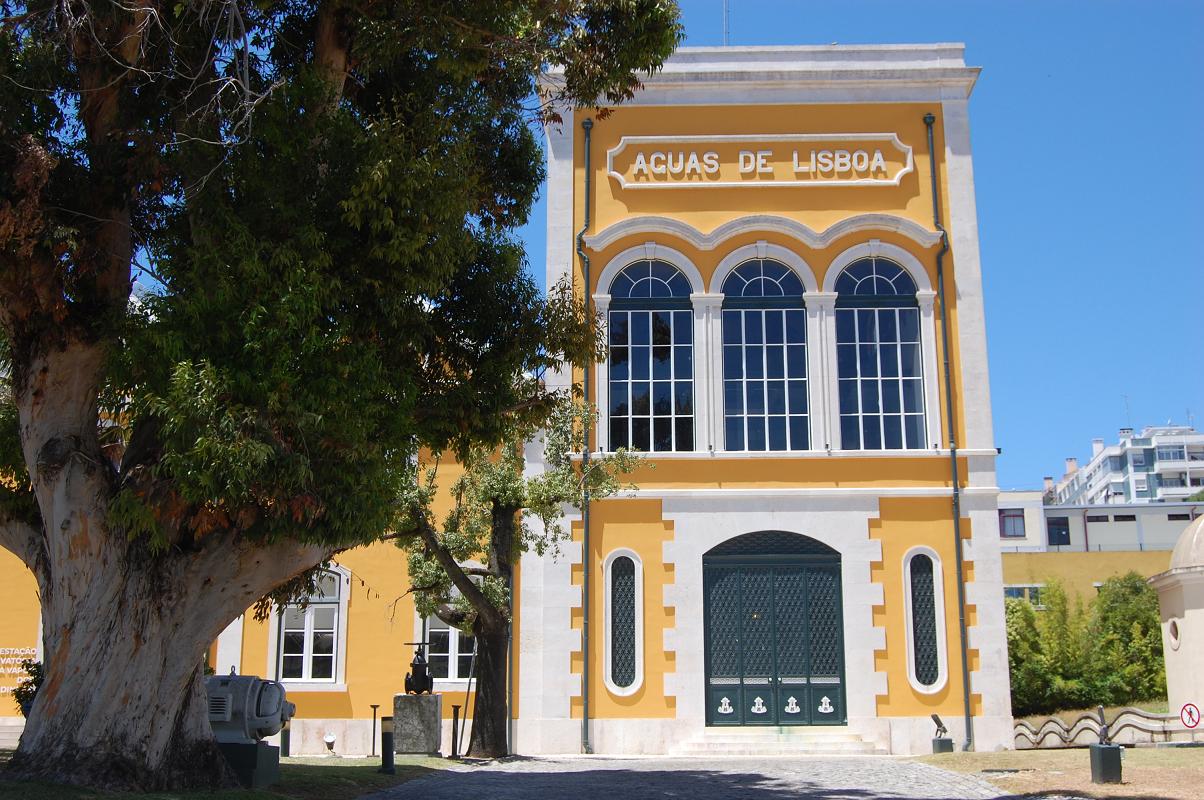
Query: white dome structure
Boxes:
[{"xmin": 1149, "ymin": 515, "xmax": 1204, "ymax": 724}]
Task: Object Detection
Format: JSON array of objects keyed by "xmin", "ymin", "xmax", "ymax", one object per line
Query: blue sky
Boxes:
[{"xmin": 517, "ymin": 0, "xmax": 1204, "ymax": 489}]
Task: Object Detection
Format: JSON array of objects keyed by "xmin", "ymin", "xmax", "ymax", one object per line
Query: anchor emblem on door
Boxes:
[
  {"xmin": 784, "ymin": 696, "xmax": 800, "ymax": 714},
  {"xmin": 750, "ymin": 696, "xmax": 768, "ymax": 714},
  {"xmin": 717, "ymin": 697, "xmax": 734, "ymax": 714},
  {"xmin": 817, "ymin": 696, "xmax": 834, "ymax": 714}
]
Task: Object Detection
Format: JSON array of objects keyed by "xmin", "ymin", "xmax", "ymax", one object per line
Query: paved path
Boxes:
[{"xmin": 367, "ymin": 755, "xmax": 1007, "ymax": 800}]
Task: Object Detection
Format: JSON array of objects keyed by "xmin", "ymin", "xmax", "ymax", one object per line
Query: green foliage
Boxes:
[
  {"xmin": 400, "ymin": 396, "xmax": 640, "ymax": 631},
  {"xmin": 1005, "ymin": 573, "xmax": 1166, "ymax": 717},
  {"xmin": 13, "ymin": 659, "xmax": 41, "ymax": 717},
  {"xmin": 0, "ymin": 0, "xmax": 681, "ymax": 559}
]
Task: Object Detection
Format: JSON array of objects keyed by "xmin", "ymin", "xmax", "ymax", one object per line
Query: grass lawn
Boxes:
[
  {"xmin": 0, "ymin": 753, "xmax": 447, "ymax": 800},
  {"xmin": 1016, "ymin": 700, "xmax": 1171, "ymax": 728},
  {"xmin": 918, "ymin": 745, "xmax": 1204, "ymax": 800}
]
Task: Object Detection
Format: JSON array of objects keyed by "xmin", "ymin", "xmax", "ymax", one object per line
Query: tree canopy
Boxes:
[{"xmin": 0, "ymin": 0, "xmax": 681, "ymax": 789}]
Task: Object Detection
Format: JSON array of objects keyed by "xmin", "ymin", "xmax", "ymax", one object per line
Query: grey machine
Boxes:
[{"xmin": 206, "ymin": 671, "xmax": 296, "ymax": 788}]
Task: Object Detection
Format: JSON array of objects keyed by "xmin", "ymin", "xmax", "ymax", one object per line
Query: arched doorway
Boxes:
[{"xmin": 704, "ymin": 531, "xmax": 846, "ymax": 726}]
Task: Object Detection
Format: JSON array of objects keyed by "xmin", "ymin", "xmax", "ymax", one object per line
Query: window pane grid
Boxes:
[
  {"xmin": 278, "ymin": 585, "xmax": 339, "ymax": 682},
  {"xmin": 837, "ymin": 306, "xmax": 925, "ymax": 450},
  {"xmin": 426, "ymin": 618, "xmax": 477, "ymax": 680},
  {"xmin": 609, "ymin": 309, "xmax": 694, "ymax": 452},
  {"xmin": 722, "ymin": 308, "xmax": 808, "ymax": 451}
]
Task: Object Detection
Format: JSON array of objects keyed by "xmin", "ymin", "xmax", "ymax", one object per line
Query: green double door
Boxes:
[{"xmin": 704, "ymin": 559, "xmax": 846, "ymax": 726}]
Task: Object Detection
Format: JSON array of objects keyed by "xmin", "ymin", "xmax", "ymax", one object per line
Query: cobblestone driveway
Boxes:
[{"xmin": 368, "ymin": 755, "xmax": 1006, "ymax": 800}]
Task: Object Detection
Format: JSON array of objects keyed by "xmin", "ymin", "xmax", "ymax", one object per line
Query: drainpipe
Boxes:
[
  {"xmin": 924, "ymin": 112, "xmax": 974, "ymax": 752},
  {"xmin": 575, "ymin": 117, "xmax": 594, "ymax": 755},
  {"xmin": 1083, "ymin": 509, "xmax": 1091, "ymax": 553}
]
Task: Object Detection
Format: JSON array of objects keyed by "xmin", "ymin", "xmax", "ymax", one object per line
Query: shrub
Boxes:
[
  {"xmin": 1004, "ymin": 572, "xmax": 1165, "ymax": 717},
  {"xmin": 13, "ymin": 659, "xmax": 43, "ymax": 718}
]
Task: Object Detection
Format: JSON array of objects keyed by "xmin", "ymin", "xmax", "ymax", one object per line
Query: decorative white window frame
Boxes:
[
  {"xmin": 902, "ymin": 546, "xmax": 948, "ymax": 695},
  {"xmin": 823, "ymin": 240, "xmax": 941, "ymax": 451},
  {"xmin": 421, "ymin": 614, "xmax": 477, "ymax": 687},
  {"xmin": 265, "ymin": 562, "xmax": 351, "ymax": 692},
  {"xmin": 594, "ymin": 243, "xmax": 707, "ymax": 453},
  {"xmin": 602, "ymin": 548, "xmax": 644, "ymax": 697},
  {"xmin": 708, "ymin": 241, "xmax": 825, "ymax": 454}
]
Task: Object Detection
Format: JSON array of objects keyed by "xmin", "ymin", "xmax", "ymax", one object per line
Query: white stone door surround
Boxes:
[{"xmin": 660, "ymin": 491, "xmax": 887, "ymax": 731}]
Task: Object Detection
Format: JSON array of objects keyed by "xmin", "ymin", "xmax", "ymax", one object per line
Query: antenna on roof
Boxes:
[{"xmin": 723, "ymin": 0, "xmax": 730, "ymax": 46}]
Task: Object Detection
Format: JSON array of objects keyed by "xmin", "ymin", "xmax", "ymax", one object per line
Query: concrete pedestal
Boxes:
[
  {"xmin": 393, "ymin": 693, "xmax": 442, "ymax": 756},
  {"xmin": 217, "ymin": 742, "xmax": 280, "ymax": 789}
]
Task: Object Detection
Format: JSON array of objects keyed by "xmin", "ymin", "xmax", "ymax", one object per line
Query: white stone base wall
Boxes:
[{"xmin": 275, "ymin": 717, "xmax": 484, "ymax": 758}]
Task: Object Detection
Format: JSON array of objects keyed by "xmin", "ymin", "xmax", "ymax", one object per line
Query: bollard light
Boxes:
[{"xmin": 379, "ymin": 716, "xmax": 395, "ymax": 774}]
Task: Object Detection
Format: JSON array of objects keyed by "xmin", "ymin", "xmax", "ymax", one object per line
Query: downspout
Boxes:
[
  {"xmin": 1082, "ymin": 509, "xmax": 1091, "ymax": 553},
  {"xmin": 924, "ymin": 112, "xmax": 974, "ymax": 752},
  {"xmin": 575, "ymin": 117, "xmax": 594, "ymax": 755}
]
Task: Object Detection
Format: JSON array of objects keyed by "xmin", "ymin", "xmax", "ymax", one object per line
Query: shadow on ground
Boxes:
[{"xmin": 370, "ymin": 762, "xmax": 995, "ymax": 800}]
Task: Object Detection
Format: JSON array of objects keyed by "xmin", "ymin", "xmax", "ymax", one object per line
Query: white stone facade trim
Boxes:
[
  {"xmin": 602, "ymin": 548, "xmax": 645, "ymax": 697},
  {"xmin": 584, "ymin": 213, "xmax": 942, "ymax": 254},
  {"xmin": 939, "ymin": 98, "xmax": 995, "ymax": 452},
  {"xmin": 822, "ymin": 239, "xmax": 934, "ymax": 293},
  {"xmin": 658, "ymin": 494, "xmax": 886, "ymax": 726},
  {"xmin": 214, "ymin": 615, "xmax": 244, "ymax": 676},
  {"xmin": 595, "ymin": 242, "xmax": 706, "ymax": 296},
  {"xmin": 709, "ymin": 241, "xmax": 820, "ymax": 293}
]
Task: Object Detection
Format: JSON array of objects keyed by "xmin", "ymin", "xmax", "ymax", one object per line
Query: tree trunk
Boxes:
[
  {"xmin": 5, "ymin": 519, "xmax": 329, "ymax": 790},
  {"xmin": 0, "ymin": 337, "xmax": 330, "ymax": 791},
  {"xmin": 466, "ymin": 620, "xmax": 510, "ymax": 759}
]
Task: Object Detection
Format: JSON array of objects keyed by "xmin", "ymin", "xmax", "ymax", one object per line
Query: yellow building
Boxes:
[{"xmin": 0, "ymin": 44, "xmax": 1014, "ymax": 756}]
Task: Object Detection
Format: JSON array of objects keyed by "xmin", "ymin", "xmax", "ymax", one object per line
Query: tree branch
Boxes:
[
  {"xmin": 412, "ymin": 512, "xmax": 505, "ymax": 630},
  {"xmin": 0, "ymin": 510, "xmax": 42, "ymax": 572},
  {"xmin": 432, "ymin": 602, "xmax": 469, "ymax": 628}
]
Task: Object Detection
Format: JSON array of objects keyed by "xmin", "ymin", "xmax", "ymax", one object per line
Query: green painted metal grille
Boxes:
[
  {"xmin": 706, "ymin": 567, "xmax": 743, "ymax": 679},
  {"xmin": 610, "ymin": 556, "xmax": 637, "ymax": 688},
  {"xmin": 707, "ymin": 530, "xmax": 838, "ymax": 558},
  {"xmin": 741, "ymin": 569, "xmax": 774, "ymax": 680},
  {"xmin": 773, "ymin": 568, "xmax": 809, "ymax": 681},
  {"xmin": 806, "ymin": 568, "xmax": 842, "ymax": 679},
  {"xmin": 909, "ymin": 553, "xmax": 940, "ymax": 686}
]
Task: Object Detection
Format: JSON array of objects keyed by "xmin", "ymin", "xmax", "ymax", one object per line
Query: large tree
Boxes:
[
  {"xmin": 0, "ymin": 0, "xmax": 681, "ymax": 790},
  {"xmin": 401, "ymin": 398, "xmax": 639, "ymax": 758}
]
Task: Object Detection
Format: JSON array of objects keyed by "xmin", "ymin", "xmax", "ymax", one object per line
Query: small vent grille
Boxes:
[{"xmin": 208, "ymin": 694, "xmax": 231, "ymax": 721}]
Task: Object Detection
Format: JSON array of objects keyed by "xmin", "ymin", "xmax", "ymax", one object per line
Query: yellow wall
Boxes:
[
  {"xmin": 1002, "ymin": 551, "xmax": 1172, "ymax": 601},
  {"xmin": 574, "ymin": 103, "xmax": 970, "ymax": 448},
  {"xmin": 570, "ymin": 499, "xmax": 677, "ymax": 719},
  {"xmin": 0, "ymin": 549, "xmax": 39, "ymax": 716},
  {"xmin": 871, "ymin": 498, "xmax": 981, "ymax": 717}
]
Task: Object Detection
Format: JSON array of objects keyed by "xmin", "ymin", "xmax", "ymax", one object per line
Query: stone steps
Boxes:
[
  {"xmin": 670, "ymin": 725, "xmax": 885, "ymax": 756},
  {"xmin": 0, "ymin": 719, "xmax": 25, "ymax": 750}
]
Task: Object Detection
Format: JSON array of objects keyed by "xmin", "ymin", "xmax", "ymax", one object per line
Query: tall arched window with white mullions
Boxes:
[
  {"xmin": 720, "ymin": 259, "xmax": 808, "ymax": 451},
  {"xmin": 607, "ymin": 260, "xmax": 694, "ymax": 452},
  {"xmin": 604, "ymin": 550, "xmax": 643, "ymax": 695},
  {"xmin": 903, "ymin": 548, "xmax": 947, "ymax": 692},
  {"xmin": 835, "ymin": 257, "xmax": 926, "ymax": 450}
]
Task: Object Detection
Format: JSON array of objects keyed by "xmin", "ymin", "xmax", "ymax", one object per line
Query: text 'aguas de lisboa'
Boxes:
[{"xmin": 630, "ymin": 148, "xmax": 889, "ymax": 177}]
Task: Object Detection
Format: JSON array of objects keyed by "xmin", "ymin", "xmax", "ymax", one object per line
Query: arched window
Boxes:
[
  {"xmin": 720, "ymin": 259, "xmax": 808, "ymax": 451},
  {"xmin": 608, "ymin": 260, "xmax": 694, "ymax": 452},
  {"xmin": 604, "ymin": 550, "xmax": 643, "ymax": 695},
  {"xmin": 835, "ymin": 257, "xmax": 926, "ymax": 450},
  {"xmin": 904, "ymin": 549, "xmax": 947, "ymax": 692}
]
